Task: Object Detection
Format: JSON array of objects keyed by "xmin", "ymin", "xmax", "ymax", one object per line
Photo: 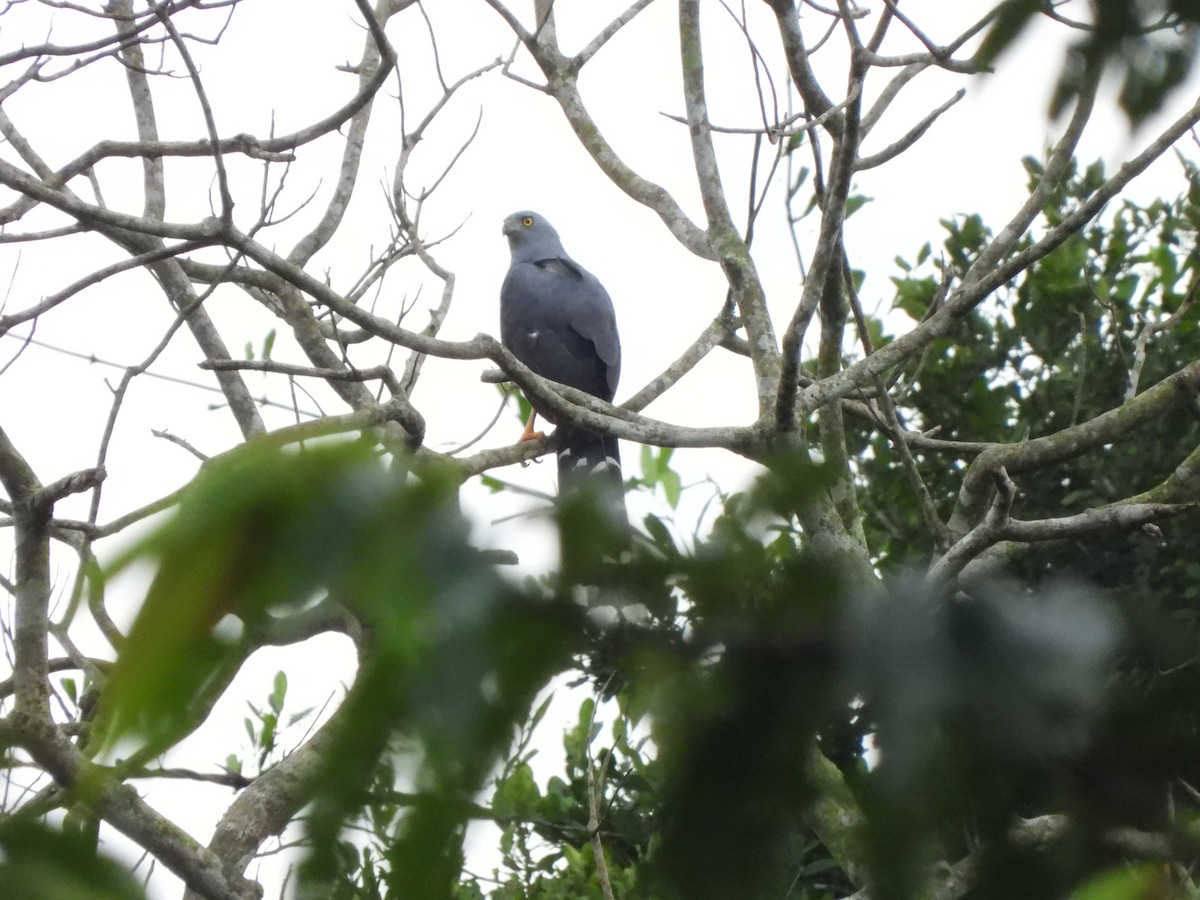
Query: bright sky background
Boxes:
[{"xmin": 2, "ymin": 1, "xmax": 1200, "ymax": 896}]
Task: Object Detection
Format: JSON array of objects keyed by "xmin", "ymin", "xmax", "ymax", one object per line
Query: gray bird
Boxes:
[{"xmin": 499, "ymin": 210, "xmax": 626, "ymax": 524}]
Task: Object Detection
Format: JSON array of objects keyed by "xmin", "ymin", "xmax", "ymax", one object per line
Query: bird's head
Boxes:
[{"xmin": 502, "ymin": 210, "xmax": 563, "ymax": 259}]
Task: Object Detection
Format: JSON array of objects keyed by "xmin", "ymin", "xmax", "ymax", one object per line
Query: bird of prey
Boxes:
[{"xmin": 499, "ymin": 210, "xmax": 626, "ymax": 524}]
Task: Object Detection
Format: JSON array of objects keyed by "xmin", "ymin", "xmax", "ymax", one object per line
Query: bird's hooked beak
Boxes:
[{"xmin": 501, "ymin": 219, "xmax": 520, "ymax": 239}]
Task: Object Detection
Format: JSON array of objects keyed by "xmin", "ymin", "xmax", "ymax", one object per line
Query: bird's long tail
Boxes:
[{"xmin": 556, "ymin": 424, "xmax": 627, "ymax": 529}]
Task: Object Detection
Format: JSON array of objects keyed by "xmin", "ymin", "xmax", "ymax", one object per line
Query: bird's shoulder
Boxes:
[
  {"xmin": 505, "ymin": 252, "xmax": 586, "ymax": 282},
  {"xmin": 502, "ymin": 253, "xmax": 611, "ymax": 307},
  {"xmin": 533, "ymin": 255, "xmax": 584, "ymax": 279}
]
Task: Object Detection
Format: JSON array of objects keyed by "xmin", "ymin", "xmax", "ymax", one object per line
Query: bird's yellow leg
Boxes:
[{"xmin": 519, "ymin": 410, "xmax": 545, "ymax": 442}]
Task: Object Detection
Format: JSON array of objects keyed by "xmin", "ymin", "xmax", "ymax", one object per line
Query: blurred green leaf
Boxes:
[
  {"xmin": 283, "ymin": 459, "xmax": 586, "ymax": 896},
  {"xmin": 979, "ymin": 0, "xmax": 1200, "ymax": 125},
  {"xmin": 643, "ymin": 514, "xmax": 675, "ymax": 555},
  {"xmin": 974, "ymin": 0, "xmax": 1041, "ymax": 70},
  {"xmin": 269, "ymin": 670, "xmax": 287, "ymax": 716},
  {"xmin": 479, "ymin": 474, "xmax": 505, "ymax": 493},
  {"xmin": 0, "ymin": 818, "xmax": 144, "ymax": 900},
  {"xmin": 1070, "ymin": 865, "xmax": 1158, "ymax": 900},
  {"xmin": 845, "ymin": 193, "xmax": 872, "ymax": 218},
  {"xmin": 492, "ymin": 763, "xmax": 542, "ymax": 819},
  {"xmin": 94, "ymin": 439, "xmax": 385, "ymax": 757},
  {"xmin": 638, "ymin": 446, "xmax": 683, "ymax": 509}
]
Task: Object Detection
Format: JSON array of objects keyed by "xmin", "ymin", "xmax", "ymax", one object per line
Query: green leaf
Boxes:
[
  {"xmin": 94, "ymin": 440, "xmax": 390, "ymax": 757},
  {"xmin": 640, "ymin": 443, "xmax": 656, "ymax": 481},
  {"xmin": 270, "ymin": 670, "xmax": 288, "ymax": 715},
  {"xmin": 891, "ymin": 276, "xmax": 936, "ymax": 322},
  {"xmin": 1070, "ymin": 866, "xmax": 1158, "ymax": 900},
  {"xmin": 845, "ymin": 193, "xmax": 872, "ymax": 218},
  {"xmin": 973, "ymin": 0, "xmax": 1041, "ymax": 70},
  {"xmin": 479, "ymin": 474, "xmax": 505, "ymax": 493},
  {"xmin": 643, "ymin": 514, "xmax": 676, "ymax": 555},
  {"xmin": 640, "ymin": 446, "xmax": 682, "ymax": 508},
  {"xmin": 492, "ymin": 763, "xmax": 542, "ymax": 819},
  {"xmin": 280, "ymin": 462, "xmax": 585, "ymax": 895},
  {"xmin": 0, "ymin": 817, "xmax": 145, "ymax": 900},
  {"xmin": 529, "ymin": 692, "xmax": 554, "ymax": 733},
  {"xmin": 661, "ymin": 468, "xmax": 682, "ymax": 510},
  {"xmin": 260, "ymin": 713, "xmax": 277, "ymax": 747}
]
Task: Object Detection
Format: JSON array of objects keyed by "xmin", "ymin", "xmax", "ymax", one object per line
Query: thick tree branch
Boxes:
[
  {"xmin": 777, "ymin": 63, "xmax": 863, "ymax": 430},
  {"xmin": 805, "ymin": 746, "xmax": 868, "ymax": 888},
  {"xmin": 960, "ymin": 69, "xmax": 1100, "ymax": 293},
  {"xmin": 183, "ymin": 688, "xmax": 355, "ymax": 900},
  {"xmin": 798, "ymin": 85, "xmax": 1200, "ymax": 423},
  {"xmin": 764, "ymin": 0, "xmax": 842, "ymax": 136},
  {"xmin": 287, "ymin": 0, "xmax": 403, "ymax": 267},
  {"xmin": 854, "ymin": 88, "xmax": 965, "ymax": 171},
  {"xmin": 574, "ymin": 0, "xmax": 657, "ymax": 70},
  {"xmin": 680, "ymin": 0, "xmax": 781, "ymax": 416},
  {"xmin": 223, "ymin": 225, "xmax": 757, "ymax": 453},
  {"xmin": 935, "ymin": 469, "xmax": 1194, "ymax": 584},
  {"xmin": 111, "ymin": 0, "xmax": 166, "ymax": 220},
  {"xmin": 483, "ymin": 0, "xmax": 714, "ymax": 259},
  {"xmin": 622, "ymin": 307, "xmax": 736, "ymax": 412},
  {"xmin": 950, "ymin": 359, "xmax": 1200, "ymax": 534},
  {"xmin": 10, "ymin": 711, "xmax": 258, "ymax": 900}
]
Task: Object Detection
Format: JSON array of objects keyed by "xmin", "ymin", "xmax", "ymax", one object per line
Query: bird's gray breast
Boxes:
[{"xmin": 499, "ymin": 254, "xmax": 619, "ymax": 401}]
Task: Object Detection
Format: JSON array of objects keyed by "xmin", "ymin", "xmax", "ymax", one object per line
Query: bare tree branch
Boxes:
[
  {"xmin": 680, "ymin": 0, "xmax": 780, "ymax": 416},
  {"xmin": 484, "ymin": 0, "xmax": 714, "ymax": 259},
  {"xmin": 799, "ymin": 83, "xmax": 1200, "ymax": 428}
]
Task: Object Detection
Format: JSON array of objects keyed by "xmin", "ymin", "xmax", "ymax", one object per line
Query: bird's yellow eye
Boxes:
[{"xmin": 521, "ymin": 216, "xmax": 534, "ymax": 227}]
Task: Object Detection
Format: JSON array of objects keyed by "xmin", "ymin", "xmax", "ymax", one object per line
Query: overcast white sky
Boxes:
[{"xmin": 2, "ymin": 1, "xmax": 1200, "ymax": 896}]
